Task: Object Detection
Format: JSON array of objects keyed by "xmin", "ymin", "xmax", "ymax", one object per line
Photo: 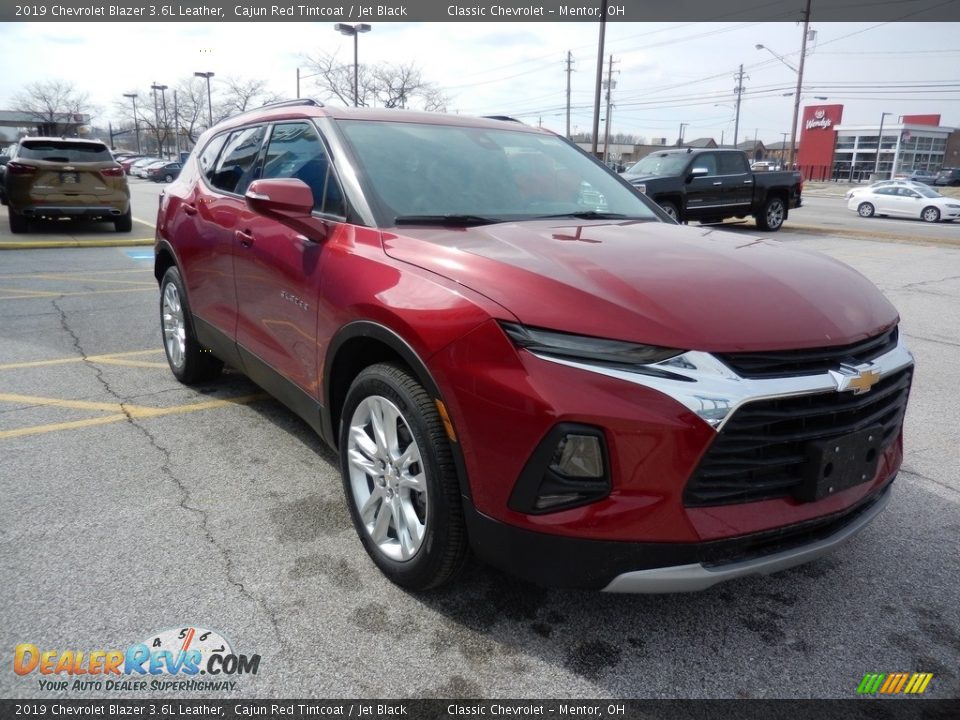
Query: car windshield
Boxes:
[
  {"xmin": 336, "ymin": 120, "xmax": 659, "ymax": 224},
  {"xmin": 19, "ymin": 141, "xmax": 112, "ymax": 163},
  {"xmin": 623, "ymin": 153, "xmax": 690, "ymax": 177}
]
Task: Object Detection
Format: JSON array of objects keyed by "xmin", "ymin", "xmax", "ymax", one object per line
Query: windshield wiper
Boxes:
[
  {"xmin": 532, "ymin": 211, "xmax": 638, "ymax": 220},
  {"xmin": 393, "ymin": 214, "xmax": 503, "ymax": 227}
]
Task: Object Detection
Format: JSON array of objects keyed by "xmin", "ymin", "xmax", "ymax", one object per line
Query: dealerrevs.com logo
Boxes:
[{"xmin": 14, "ymin": 626, "xmax": 260, "ymax": 692}]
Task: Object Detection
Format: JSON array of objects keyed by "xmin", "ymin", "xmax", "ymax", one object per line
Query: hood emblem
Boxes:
[{"xmin": 830, "ymin": 363, "xmax": 881, "ymax": 395}]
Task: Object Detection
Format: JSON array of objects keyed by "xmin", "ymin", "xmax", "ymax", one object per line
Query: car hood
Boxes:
[{"xmin": 381, "ymin": 220, "xmax": 899, "ymax": 352}]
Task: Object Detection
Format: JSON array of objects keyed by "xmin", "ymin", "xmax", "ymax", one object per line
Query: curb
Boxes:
[
  {"xmin": 783, "ymin": 223, "xmax": 960, "ymax": 248},
  {"xmin": 0, "ymin": 238, "xmax": 154, "ymax": 250}
]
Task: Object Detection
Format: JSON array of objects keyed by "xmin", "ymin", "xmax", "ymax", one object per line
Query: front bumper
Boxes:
[{"xmin": 465, "ymin": 480, "xmax": 892, "ymax": 592}]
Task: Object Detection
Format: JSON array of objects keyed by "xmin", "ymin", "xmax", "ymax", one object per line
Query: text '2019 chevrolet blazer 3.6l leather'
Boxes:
[{"xmin": 155, "ymin": 100, "xmax": 913, "ymax": 592}]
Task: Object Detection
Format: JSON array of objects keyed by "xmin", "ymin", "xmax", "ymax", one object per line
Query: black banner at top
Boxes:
[{"xmin": 3, "ymin": 0, "xmax": 960, "ymax": 23}]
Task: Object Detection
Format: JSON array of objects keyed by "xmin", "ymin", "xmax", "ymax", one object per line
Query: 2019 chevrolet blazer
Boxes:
[{"xmin": 155, "ymin": 100, "xmax": 913, "ymax": 592}]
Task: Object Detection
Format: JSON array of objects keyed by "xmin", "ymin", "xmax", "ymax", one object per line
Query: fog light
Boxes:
[
  {"xmin": 509, "ymin": 425, "xmax": 611, "ymax": 514},
  {"xmin": 550, "ymin": 435, "xmax": 603, "ymax": 478}
]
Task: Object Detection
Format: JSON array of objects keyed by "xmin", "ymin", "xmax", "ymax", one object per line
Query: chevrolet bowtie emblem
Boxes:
[{"xmin": 830, "ymin": 363, "xmax": 882, "ymax": 395}]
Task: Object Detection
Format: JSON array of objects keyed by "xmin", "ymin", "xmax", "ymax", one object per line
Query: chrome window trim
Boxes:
[{"xmin": 532, "ymin": 334, "xmax": 914, "ymax": 432}]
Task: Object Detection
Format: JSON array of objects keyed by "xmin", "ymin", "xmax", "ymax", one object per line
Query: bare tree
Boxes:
[
  {"xmin": 301, "ymin": 51, "xmax": 447, "ymax": 111},
  {"xmin": 13, "ymin": 80, "xmax": 93, "ymax": 135},
  {"xmin": 214, "ymin": 77, "xmax": 282, "ymax": 121},
  {"xmin": 113, "ymin": 88, "xmax": 172, "ymax": 157},
  {"xmin": 173, "ymin": 77, "xmax": 211, "ymax": 145}
]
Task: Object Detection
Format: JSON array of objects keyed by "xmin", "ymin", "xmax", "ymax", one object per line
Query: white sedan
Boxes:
[
  {"xmin": 844, "ymin": 179, "xmax": 928, "ymax": 200},
  {"xmin": 847, "ymin": 184, "xmax": 960, "ymax": 223}
]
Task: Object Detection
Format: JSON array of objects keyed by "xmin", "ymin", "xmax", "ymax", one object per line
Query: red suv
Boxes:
[{"xmin": 155, "ymin": 101, "xmax": 913, "ymax": 592}]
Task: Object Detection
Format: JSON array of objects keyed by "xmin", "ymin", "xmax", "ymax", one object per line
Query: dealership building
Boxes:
[{"xmin": 795, "ymin": 104, "xmax": 958, "ymax": 181}]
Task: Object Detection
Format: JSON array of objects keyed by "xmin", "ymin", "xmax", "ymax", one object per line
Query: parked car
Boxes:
[
  {"xmin": 128, "ymin": 157, "xmax": 161, "ymax": 176},
  {"xmin": 5, "ymin": 137, "xmax": 131, "ymax": 233},
  {"xmin": 621, "ymin": 148, "xmax": 803, "ymax": 230},
  {"xmin": 134, "ymin": 160, "xmax": 168, "ymax": 178},
  {"xmin": 847, "ymin": 184, "xmax": 960, "ymax": 223},
  {"xmin": 844, "ymin": 179, "xmax": 928, "ymax": 200},
  {"xmin": 901, "ymin": 169, "xmax": 938, "ymax": 185},
  {"xmin": 119, "ymin": 155, "xmax": 146, "ymax": 173},
  {"xmin": 155, "ymin": 101, "xmax": 913, "ymax": 592},
  {"xmin": 146, "ymin": 162, "xmax": 182, "ymax": 183},
  {"xmin": 934, "ymin": 167, "xmax": 960, "ymax": 187},
  {"xmin": 0, "ymin": 150, "xmax": 10, "ymax": 205}
]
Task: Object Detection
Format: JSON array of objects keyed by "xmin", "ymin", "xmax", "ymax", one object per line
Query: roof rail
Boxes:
[
  {"xmin": 225, "ymin": 98, "xmax": 324, "ymax": 123},
  {"xmin": 482, "ymin": 115, "xmax": 523, "ymax": 124}
]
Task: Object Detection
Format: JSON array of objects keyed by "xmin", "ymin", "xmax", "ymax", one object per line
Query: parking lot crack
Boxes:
[{"xmin": 50, "ymin": 299, "xmax": 288, "ymax": 653}]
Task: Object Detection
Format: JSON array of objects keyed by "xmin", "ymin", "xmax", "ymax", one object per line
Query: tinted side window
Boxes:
[
  {"xmin": 210, "ymin": 126, "xmax": 266, "ymax": 195},
  {"xmin": 261, "ymin": 122, "xmax": 345, "ymax": 216},
  {"xmin": 719, "ymin": 153, "xmax": 748, "ymax": 175},
  {"xmin": 198, "ymin": 133, "xmax": 228, "ymax": 183},
  {"xmin": 694, "ymin": 153, "xmax": 718, "ymax": 176}
]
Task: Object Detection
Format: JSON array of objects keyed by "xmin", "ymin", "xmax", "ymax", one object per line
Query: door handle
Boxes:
[
  {"xmin": 235, "ymin": 229, "xmax": 254, "ymax": 248},
  {"xmin": 712, "ymin": 181, "xmax": 722, "ymax": 186},
  {"xmin": 743, "ymin": 180, "xmax": 754, "ymax": 184},
  {"xmin": 182, "ymin": 203, "xmax": 198, "ymax": 216}
]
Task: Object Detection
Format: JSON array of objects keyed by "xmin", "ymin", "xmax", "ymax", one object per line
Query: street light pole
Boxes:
[
  {"xmin": 677, "ymin": 122, "xmax": 688, "ymax": 146},
  {"xmin": 194, "ymin": 72, "xmax": 215, "ymax": 127},
  {"xmin": 874, "ymin": 111, "xmax": 893, "ymax": 177},
  {"xmin": 151, "ymin": 83, "xmax": 169, "ymax": 158},
  {"xmin": 756, "ymin": 0, "xmax": 812, "ymax": 170},
  {"xmin": 334, "ymin": 23, "xmax": 372, "ymax": 107},
  {"xmin": 123, "ymin": 93, "xmax": 141, "ymax": 154}
]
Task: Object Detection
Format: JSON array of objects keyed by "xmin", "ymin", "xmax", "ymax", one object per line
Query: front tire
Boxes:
[
  {"xmin": 340, "ymin": 363, "xmax": 468, "ymax": 591},
  {"xmin": 921, "ymin": 206, "xmax": 940, "ymax": 223},
  {"xmin": 857, "ymin": 202, "xmax": 875, "ymax": 218},
  {"xmin": 159, "ymin": 266, "xmax": 223, "ymax": 384},
  {"xmin": 756, "ymin": 196, "xmax": 786, "ymax": 231},
  {"xmin": 658, "ymin": 200, "xmax": 680, "ymax": 222}
]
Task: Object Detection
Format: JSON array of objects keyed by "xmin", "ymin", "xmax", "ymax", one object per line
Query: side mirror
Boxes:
[
  {"xmin": 688, "ymin": 167, "xmax": 709, "ymax": 181},
  {"xmin": 245, "ymin": 178, "xmax": 314, "ymax": 218}
]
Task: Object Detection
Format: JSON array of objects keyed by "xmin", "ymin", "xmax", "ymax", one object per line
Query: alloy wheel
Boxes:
[{"xmin": 162, "ymin": 282, "xmax": 186, "ymax": 369}]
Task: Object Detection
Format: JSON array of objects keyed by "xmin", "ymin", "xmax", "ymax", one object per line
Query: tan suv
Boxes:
[{"xmin": 4, "ymin": 137, "xmax": 131, "ymax": 233}]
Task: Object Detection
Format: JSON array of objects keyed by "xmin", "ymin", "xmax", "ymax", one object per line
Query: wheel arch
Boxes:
[{"xmin": 323, "ymin": 320, "xmax": 473, "ymax": 501}]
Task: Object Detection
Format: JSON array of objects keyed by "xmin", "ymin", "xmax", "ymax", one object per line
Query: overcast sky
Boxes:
[{"xmin": 1, "ymin": 20, "xmax": 958, "ymax": 144}]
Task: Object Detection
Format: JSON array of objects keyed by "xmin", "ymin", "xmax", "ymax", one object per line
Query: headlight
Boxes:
[{"xmin": 500, "ymin": 322, "xmax": 683, "ymax": 368}]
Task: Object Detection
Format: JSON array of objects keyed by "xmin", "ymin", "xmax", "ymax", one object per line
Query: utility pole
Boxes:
[
  {"xmin": 591, "ymin": 0, "xmax": 609, "ymax": 157},
  {"xmin": 733, "ymin": 64, "xmax": 746, "ymax": 147},
  {"xmin": 602, "ymin": 55, "xmax": 618, "ymax": 163},
  {"xmin": 565, "ymin": 51, "xmax": 574, "ymax": 140},
  {"xmin": 173, "ymin": 90, "xmax": 180, "ymax": 156},
  {"xmin": 788, "ymin": 0, "xmax": 812, "ymax": 169}
]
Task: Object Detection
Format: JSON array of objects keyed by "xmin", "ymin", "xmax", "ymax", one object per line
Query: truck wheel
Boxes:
[
  {"xmin": 658, "ymin": 200, "xmax": 680, "ymax": 222},
  {"xmin": 8, "ymin": 209, "xmax": 28, "ymax": 234},
  {"xmin": 756, "ymin": 197, "xmax": 786, "ymax": 231}
]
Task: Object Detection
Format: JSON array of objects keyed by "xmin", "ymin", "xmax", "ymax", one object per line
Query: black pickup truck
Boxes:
[{"xmin": 621, "ymin": 148, "xmax": 803, "ymax": 231}]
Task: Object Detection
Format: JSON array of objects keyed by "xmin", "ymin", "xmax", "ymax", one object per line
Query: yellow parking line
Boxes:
[
  {"xmin": 0, "ymin": 349, "xmax": 162, "ymax": 371},
  {"xmin": 133, "ymin": 217, "xmax": 155, "ymax": 228},
  {"xmin": 0, "ymin": 394, "xmax": 268, "ymax": 440},
  {"xmin": 0, "ymin": 288, "xmax": 59, "ymax": 297},
  {"xmin": 20, "ymin": 274, "xmax": 155, "ymax": 286},
  {"xmin": 0, "ymin": 269, "xmax": 153, "ymax": 279},
  {"xmin": 93, "ymin": 359, "xmax": 169, "ymax": 369},
  {"xmin": 0, "ymin": 392, "xmax": 131, "ymax": 413},
  {"xmin": 0, "ymin": 286, "xmax": 155, "ymax": 301}
]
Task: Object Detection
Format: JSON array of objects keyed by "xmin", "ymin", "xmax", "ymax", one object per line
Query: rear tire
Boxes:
[
  {"xmin": 339, "ymin": 363, "xmax": 468, "ymax": 591},
  {"xmin": 8, "ymin": 209, "xmax": 28, "ymax": 234},
  {"xmin": 857, "ymin": 202, "xmax": 875, "ymax": 218},
  {"xmin": 756, "ymin": 196, "xmax": 786, "ymax": 231},
  {"xmin": 159, "ymin": 266, "xmax": 223, "ymax": 385},
  {"xmin": 921, "ymin": 206, "xmax": 940, "ymax": 223},
  {"xmin": 114, "ymin": 209, "xmax": 132, "ymax": 233},
  {"xmin": 164, "ymin": 174, "xmax": 174, "ymax": 183}
]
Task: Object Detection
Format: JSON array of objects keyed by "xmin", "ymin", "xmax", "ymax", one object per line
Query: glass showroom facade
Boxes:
[{"xmin": 832, "ymin": 123, "xmax": 952, "ymax": 180}]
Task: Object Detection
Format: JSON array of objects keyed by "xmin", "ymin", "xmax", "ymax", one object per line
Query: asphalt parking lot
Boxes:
[{"xmin": 1, "ymin": 203, "xmax": 958, "ymax": 700}]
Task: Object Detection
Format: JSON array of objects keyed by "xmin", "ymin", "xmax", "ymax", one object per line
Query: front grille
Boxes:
[
  {"xmin": 684, "ymin": 367, "xmax": 912, "ymax": 507},
  {"xmin": 717, "ymin": 326, "xmax": 898, "ymax": 378}
]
